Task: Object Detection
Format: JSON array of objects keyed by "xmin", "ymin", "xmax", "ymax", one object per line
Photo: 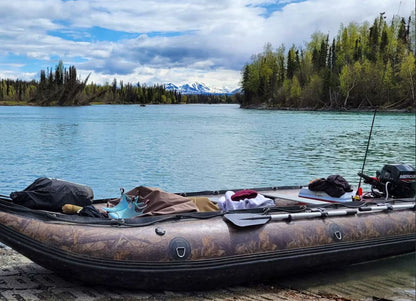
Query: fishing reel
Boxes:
[{"xmin": 358, "ymin": 164, "xmax": 416, "ymax": 199}]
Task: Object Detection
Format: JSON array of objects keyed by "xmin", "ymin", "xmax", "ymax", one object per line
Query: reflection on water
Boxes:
[{"xmin": 278, "ymin": 253, "xmax": 415, "ymax": 300}]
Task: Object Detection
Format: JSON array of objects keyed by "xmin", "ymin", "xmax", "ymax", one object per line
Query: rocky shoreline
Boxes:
[{"xmin": 0, "ymin": 246, "xmax": 358, "ymax": 301}]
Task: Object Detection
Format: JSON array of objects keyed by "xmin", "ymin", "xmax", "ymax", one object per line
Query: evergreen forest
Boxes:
[
  {"xmin": 241, "ymin": 14, "xmax": 416, "ymax": 110},
  {"xmin": 0, "ymin": 61, "xmax": 238, "ymax": 106}
]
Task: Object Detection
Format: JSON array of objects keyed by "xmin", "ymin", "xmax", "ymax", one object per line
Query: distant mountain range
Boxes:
[{"xmin": 164, "ymin": 82, "xmax": 241, "ymax": 95}]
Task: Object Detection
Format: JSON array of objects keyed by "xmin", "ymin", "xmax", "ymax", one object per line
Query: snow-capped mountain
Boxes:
[{"xmin": 165, "ymin": 82, "xmax": 240, "ymax": 95}]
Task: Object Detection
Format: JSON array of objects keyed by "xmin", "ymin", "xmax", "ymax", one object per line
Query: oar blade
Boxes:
[{"xmin": 224, "ymin": 213, "xmax": 271, "ymax": 227}]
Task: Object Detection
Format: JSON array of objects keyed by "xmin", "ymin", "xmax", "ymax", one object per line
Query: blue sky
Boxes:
[{"xmin": 0, "ymin": 0, "xmax": 414, "ymax": 91}]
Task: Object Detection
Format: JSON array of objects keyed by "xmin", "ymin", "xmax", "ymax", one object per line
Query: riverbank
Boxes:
[
  {"xmin": 0, "ymin": 246, "xmax": 358, "ymax": 301},
  {"xmin": 2, "ymin": 244, "xmax": 415, "ymax": 301},
  {"xmin": 240, "ymin": 103, "xmax": 416, "ymax": 113},
  {"xmin": 1, "ymin": 100, "xmax": 414, "ymax": 112}
]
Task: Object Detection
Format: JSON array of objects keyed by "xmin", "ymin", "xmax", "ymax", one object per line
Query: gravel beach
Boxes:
[{"xmin": 0, "ymin": 246, "xmax": 358, "ymax": 301}]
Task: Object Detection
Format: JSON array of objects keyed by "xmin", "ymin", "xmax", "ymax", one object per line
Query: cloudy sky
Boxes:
[{"xmin": 0, "ymin": 0, "xmax": 414, "ymax": 91}]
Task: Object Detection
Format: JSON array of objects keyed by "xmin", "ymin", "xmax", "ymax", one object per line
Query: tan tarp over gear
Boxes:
[
  {"xmin": 128, "ymin": 186, "xmax": 198, "ymax": 216},
  {"xmin": 106, "ymin": 186, "xmax": 219, "ymax": 216}
]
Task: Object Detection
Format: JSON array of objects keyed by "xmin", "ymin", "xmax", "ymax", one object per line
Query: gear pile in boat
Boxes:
[
  {"xmin": 9, "ymin": 179, "xmax": 220, "ymax": 219},
  {"xmin": 308, "ymin": 175, "xmax": 353, "ymax": 197},
  {"xmin": 8, "ymin": 163, "xmax": 416, "ymax": 219}
]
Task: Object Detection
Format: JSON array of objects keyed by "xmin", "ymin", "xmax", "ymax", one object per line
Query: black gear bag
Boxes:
[{"xmin": 10, "ymin": 177, "xmax": 94, "ymax": 212}]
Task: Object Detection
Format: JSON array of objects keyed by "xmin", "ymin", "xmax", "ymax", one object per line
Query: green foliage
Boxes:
[
  {"xmin": 0, "ymin": 79, "xmax": 37, "ymax": 104},
  {"xmin": 241, "ymin": 13, "xmax": 416, "ymax": 110},
  {"xmin": 0, "ymin": 61, "xmax": 238, "ymax": 106}
]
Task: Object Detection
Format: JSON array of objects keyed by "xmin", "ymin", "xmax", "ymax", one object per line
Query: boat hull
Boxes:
[{"xmin": 0, "ymin": 198, "xmax": 414, "ymax": 290}]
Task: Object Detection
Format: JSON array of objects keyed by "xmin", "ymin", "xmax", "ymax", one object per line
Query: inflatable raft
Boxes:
[{"xmin": 0, "ymin": 185, "xmax": 414, "ymax": 290}]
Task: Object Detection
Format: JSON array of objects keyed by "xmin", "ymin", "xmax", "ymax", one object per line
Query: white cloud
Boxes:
[{"xmin": 0, "ymin": 0, "xmax": 414, "ymax": 90}]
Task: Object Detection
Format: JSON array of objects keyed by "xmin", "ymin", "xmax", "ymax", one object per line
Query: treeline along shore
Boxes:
[
  {"xmin": 0, "ymin": 14, "xmax": 414, "ymax": 110},
  {"xmin": 0, "ymin": 60, "xmax": 239, "ymax": 106},
  {"xmin": 241, "ymin": 14, "xmax": 416, "ymax": 111}
]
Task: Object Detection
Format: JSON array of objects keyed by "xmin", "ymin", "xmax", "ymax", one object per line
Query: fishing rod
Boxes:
[{"xmin": 356, "ymin": 108, "xmax": 377, "ymax": 196}]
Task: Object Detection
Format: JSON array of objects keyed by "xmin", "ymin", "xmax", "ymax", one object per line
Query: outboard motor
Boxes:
[
  {"xmin": 377, "ymin": 164, "xmax": 415, "ymax": 198},
  {"xmin": 359, "ymin": 163, "xmax": 416, "ymax": 198}
]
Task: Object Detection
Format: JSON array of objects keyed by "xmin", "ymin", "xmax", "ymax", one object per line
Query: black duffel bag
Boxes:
[{"xmin": 10, "ymin": 177, "xmax": 94, "ymax": 212}]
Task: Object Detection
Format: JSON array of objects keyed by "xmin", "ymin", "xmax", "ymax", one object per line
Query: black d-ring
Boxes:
[
  {"xmin": 329, "ymin": 223, "xmax": 343, "ymax": 241},
  {"xmin": 169, "ymin": 237, "xmax": 191, "ymax": 260}
]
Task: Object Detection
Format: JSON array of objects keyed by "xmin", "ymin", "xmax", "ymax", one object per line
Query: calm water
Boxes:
[
  {"xmin": 0, "ymin": 104, "xmax": 414, "ymax": 198},
  {"xmin": 0, "ymin": 104, "xmax": 415, "ymax": 299}
]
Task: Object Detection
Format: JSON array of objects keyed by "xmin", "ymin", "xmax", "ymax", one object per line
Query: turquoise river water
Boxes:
[{"xmin": 0, "ymin": 104, "xmax": 414, "ymax": 198}]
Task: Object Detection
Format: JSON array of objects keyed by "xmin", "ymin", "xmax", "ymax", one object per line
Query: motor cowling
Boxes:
[{"xmin": 377, "ymin": 164, "xmax": 416, "ymax": 198}]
